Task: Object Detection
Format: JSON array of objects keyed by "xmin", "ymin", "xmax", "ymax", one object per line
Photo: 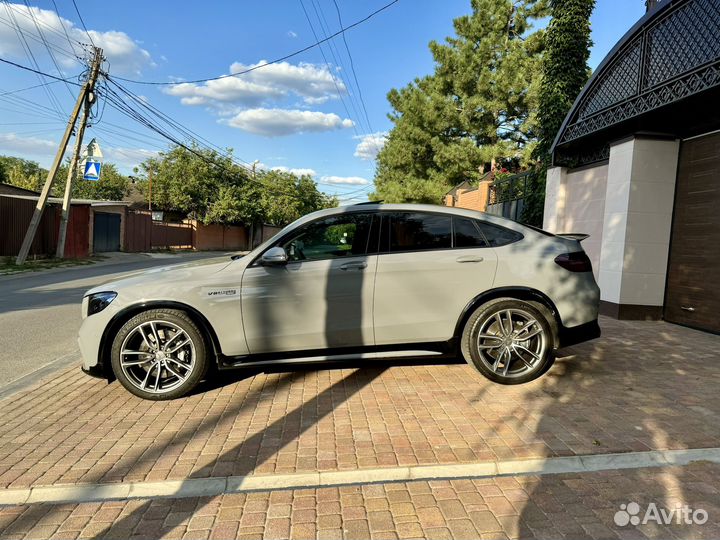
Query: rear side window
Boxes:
[
  {"xmin": 386, "ymin": 212, "xmax": 452, "ymax": 253},
  {"xmin": 453, "ymin": 217, "xmax": 488, "ymax": 248},
  {"xmin": 477, "ymin": 221, "xmax": 523, "ymax": 247}
]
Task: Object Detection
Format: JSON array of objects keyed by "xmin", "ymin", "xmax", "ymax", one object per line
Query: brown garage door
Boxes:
[{"xmin": 664, "ymin": 132, "xmax": 720, "ymax": 333}]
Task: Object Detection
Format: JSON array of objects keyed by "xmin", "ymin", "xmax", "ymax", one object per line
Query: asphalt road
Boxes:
[{"xmin": 0, "ymin": 252, "xmax": 234, "ymax": 389}]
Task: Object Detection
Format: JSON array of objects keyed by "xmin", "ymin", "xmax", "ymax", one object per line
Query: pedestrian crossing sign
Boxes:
[{"xmin": 83, "ymin": 160, "xmax": 102, "ymax": 181}]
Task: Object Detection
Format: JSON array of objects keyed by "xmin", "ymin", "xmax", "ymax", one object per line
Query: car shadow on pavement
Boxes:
[{"xmin": 83, "ymin": 366, "xmax": 389, "ymax": 538}]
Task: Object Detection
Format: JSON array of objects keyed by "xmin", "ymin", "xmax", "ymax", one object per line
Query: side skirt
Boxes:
[{"xmin": 218, "ymin": 340, "xmax": 459, "ymax": 370}]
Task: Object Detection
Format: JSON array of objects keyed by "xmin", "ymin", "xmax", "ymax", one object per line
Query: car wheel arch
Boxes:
[
  {"xmin": 99, "ymin": 301, "xmax": 222, "ymax": 380},
  {"xmin": 453, "ymin": 287, "xmax": 561, "ymax": 349}
]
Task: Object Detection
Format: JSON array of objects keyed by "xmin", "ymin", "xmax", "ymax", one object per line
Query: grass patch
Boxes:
[{"xmin": 0, "ymin": 255, "xmax": 106, "ymax": 275}]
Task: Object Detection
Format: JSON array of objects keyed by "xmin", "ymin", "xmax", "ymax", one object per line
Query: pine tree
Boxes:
[
  {"xmin": 522, "ymin": 0, "xmax": 595, "ymax": 225},
  {"xmin": 373, "ymin": 0, "xmax": 548, "ymax": 203}
]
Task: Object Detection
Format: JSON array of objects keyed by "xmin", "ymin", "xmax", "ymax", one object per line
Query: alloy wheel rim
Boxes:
[
  {"xmin": 119, "ymin": 320, "xmax": 196, "ymax": 394},
  {"xmin": 475, "ymin": 308, "xmax": 547, "ymax": 378}
]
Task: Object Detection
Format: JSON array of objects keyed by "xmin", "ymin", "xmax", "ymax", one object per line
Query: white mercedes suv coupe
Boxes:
[{"xmin": 79, "ymin": 204, "xmax": 601, "ymax": 400}]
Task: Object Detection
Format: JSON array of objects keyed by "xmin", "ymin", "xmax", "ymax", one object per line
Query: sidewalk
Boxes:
[{"xmin": 0, "ymin": 318, "xmax": 719, "ymax": 538}]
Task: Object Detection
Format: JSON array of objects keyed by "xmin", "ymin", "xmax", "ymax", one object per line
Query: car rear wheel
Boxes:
[
  {"xmin": 110, "ymin": 309, "xmax": 209, "ymax": 400},
  {"xmin": 461, "ymin": 298, "xmax": 554, "ymax": 384}
]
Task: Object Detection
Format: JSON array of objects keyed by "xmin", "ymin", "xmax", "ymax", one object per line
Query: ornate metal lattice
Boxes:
[{"xmin": 555, "ymin": 0, "xmax": 720, "ymax": 153}]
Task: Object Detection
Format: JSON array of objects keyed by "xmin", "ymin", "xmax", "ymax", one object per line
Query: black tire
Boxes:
[
  {"xmin": 461, "ymin": 298, "xmax": 555, "ymax": 385},
  {"xmin": 110, "ymin": 308, "xmax": 209, "ymax": 400}
]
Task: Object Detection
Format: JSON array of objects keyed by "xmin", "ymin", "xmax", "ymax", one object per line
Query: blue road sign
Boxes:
[{"xmin": 83, "ymin": 160, "xmax": 102, "ymax": 181}]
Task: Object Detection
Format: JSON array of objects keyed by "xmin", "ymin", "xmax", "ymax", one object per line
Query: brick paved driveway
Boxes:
[{"xmin": 1, "ymin": 317, "xmax": 719, "ymax": 539}]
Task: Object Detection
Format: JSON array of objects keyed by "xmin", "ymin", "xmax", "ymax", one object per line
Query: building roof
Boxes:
[
  {"xmin": 552, "ymin": 0, "xmax": 720, "ymax": 168},
  {"xmin": 0, "ymin": 183, "xmax": 40, "ymax": 196},
  {"xmin": 0, "ymin": 193, "xmax": 130, "ymax": 207}
]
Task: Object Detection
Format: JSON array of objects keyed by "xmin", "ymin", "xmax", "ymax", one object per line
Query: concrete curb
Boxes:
[{"xmin": 2, "ymin": 447, "xmax": 720, "ymax": 506}]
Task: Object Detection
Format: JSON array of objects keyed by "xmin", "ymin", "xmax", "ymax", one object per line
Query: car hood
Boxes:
[{"xmin": 84, "ymin": 257, "xmax": 237, "ymax": 298}]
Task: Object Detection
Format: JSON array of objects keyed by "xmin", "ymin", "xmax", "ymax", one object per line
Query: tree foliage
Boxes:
[
  {"xmin": 136, "ymin": 145, "xmax": 336, "ymax": 226},
  {"xmin": 374, "ymin": 0, "xmax": 548, "ymax": 203},
  {"xmin": 522, "ymin": 0, "xmax": 595, "ymax": 226},
  {"xmin": 0, "ymin": 154, "xmax": 130, "ymax": 201},
  {"xmin": 0, "ymin": 156, "xmax": 49, "ymax": 192}
]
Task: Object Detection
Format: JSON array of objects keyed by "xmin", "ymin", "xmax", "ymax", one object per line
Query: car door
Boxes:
[
  {"xmin": 241, "ymin": 212, "xmax": 378, "ymax": 354},
  {"xmin": 373, "ymin": 212, "xmax": 498, "ymax": 345}
]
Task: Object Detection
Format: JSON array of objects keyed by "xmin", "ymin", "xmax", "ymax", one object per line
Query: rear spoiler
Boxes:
[{"xmin": 556, "ymin": 233, "xmax": 590, "ymax": 242}]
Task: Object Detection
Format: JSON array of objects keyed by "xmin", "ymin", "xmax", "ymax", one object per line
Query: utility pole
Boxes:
[
  {"xmin": 56, "ymin": 47, "xmax": 103, "ymax": 259},
  {"xmin": 16, "ymin": 46, "xmax": 104, "ymax": 265},
  {"xmin": 148, "ymin": 168, "xmax": 152, "ymax": 212},
  {"xmin": 56, "ymin": 47, "xmax": 104, "ymax": 258}
]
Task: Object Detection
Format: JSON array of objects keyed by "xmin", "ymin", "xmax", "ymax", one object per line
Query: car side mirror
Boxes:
[{"xmin": 260, "ymin": 246, "xmax": 288, "ymax": 265}]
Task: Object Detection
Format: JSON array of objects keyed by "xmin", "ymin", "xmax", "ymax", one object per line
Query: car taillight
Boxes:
[{"xmin": 554, "ymin": 252, "xmax": 592, "ymax": 272}]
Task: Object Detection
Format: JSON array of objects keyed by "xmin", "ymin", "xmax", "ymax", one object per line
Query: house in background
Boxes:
[
  {"xmin": 444, "ymin": 172, "xmax": 494, "ymax": 213},
  {"xmin": 544, "ymin": 0, "xmax": 720, "ymax": 334}
]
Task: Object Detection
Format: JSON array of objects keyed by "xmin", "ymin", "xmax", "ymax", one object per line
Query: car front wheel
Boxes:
[
  {"xmin": 110, "ymin": 309, "xmax": 209, "ymax": 400},
  {"xmin": 461, "ymin": 298, "xmax": 554, "ymax": 384}
]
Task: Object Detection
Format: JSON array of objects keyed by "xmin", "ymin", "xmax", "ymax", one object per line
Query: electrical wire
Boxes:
[
  {"xmin": 1, "ymin": 1, "xmax": 66, "ymax": 118},
  {"xmin": 298, "ymin": 0, "xmax": 361, "ymax": 139},
  {"xmin": 109, "ymin": 0, "xmax": 400, "ymax": 85},
  {"xmin": 71, "ymin": 0, "xmax": 94, "ymax": 46},
  {"xmin": 23, "ymin": 0, "xmax": 75, "ymax": 102},
  {"xmin": 49, "ymin": 0, "xmax": 82, "ymax": 58}
]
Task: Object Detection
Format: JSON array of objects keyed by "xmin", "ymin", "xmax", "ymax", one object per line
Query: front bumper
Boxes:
[
  {"xmin": 558, "ymin": 319, "xmax": 601, "ymax": 348},
  {"xmin": 78, "ymin": 301, "xmax": 120, "ymax": 373}
]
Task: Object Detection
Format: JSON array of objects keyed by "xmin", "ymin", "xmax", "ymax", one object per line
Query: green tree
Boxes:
[
  {"xmin": 136, "ymin": 145, "xmax": 336, "ymax": 226},
  {"xmin": 0, "ymin": 156, "xmax": 49, "ymax": 192},
  {"xmin": 522, "ymin": 0, "xmax": 595, "ymax": 226},
  {"xmin": 69, "ymin": 162, "xmax": 131, "ymax": 201},
  {"xmin": 374, "ymin": 0, "xmax": 548, "ymax": 203}
]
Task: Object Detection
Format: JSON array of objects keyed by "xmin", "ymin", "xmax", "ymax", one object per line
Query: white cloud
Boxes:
[
  {"xmin": 0, "ymin": 132, "xmax": 57, "ymax": 155},
  {"xmin": 225, "ymin": 108, "xmax": 354, "ymax": 136},
  {"xmin": 354, "ymin": 132, "xmax": 388, "ymax": 161},
  {"xmin": 165, "ymin": 60, "xmax": 345, "ymax": 107},
  {"xmin": 287, "ymin": 31, "xmax": 298, "ymax": 38},
  {"xmin": 0, "ymin": 3, "xmax": 153, "ymax": 76},
  {"xmin": 104, "ymin": 146, "xmax": 157, "ymax": 168},
  {"xmin": 0, "ymin": 133, "xmax": 154, "ymax": 171},
  {"xmin": 320, "ymin": 175, "xmax": 370, "ymax": 186},
  {"xmin": 271, "ymin": 166, "xmax": 317, "ymax": 177}
]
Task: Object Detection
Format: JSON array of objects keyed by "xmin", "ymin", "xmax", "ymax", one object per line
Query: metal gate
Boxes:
[
  {"xmin": 93, "ymin": 212, "xmax": 121, "ymax": 252},
  {"xmin": 664, "ymin": 132, "xmax": 720, "ymax": 334}
]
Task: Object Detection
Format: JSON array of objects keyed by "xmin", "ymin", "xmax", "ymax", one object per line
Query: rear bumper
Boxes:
[{"xmin": 558, "ymin": 319, "xmax": 601, "ymax": 348}]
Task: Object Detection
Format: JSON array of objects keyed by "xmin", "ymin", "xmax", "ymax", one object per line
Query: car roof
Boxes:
[{"xmin": 303, "ymin": 203, "xmax": 529, "ymax": 232}]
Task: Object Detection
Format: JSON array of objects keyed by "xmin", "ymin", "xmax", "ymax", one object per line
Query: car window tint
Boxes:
[
  {"xmin": 454, "ymin": 217, "xmax": 488, "ymax": 248},
  {"xmin": 281, "ymin": 213, "xmax": 373, "ymax": 261},
  {"xmin": 388, "ymin": 213, "xmax": 452, "ymax": 253},
  {"xmin": 476, "ymin": 221, "xmax": 523, "ymax": 247}
]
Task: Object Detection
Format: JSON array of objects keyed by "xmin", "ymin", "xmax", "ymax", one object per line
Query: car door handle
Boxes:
[
  {"xmin": 340, "ymin": 261, "xmax": 367, "ymax": 271},
  {"xmin": 456, "ymin": 255, "xmax": 484, "ymax": 263}
]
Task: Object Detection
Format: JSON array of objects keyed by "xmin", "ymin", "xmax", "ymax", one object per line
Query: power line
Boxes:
[
  {"xmin": 110, "ymin": 0, "xmax": 400, "ymax": 86},
  {"xmin": 0, "ymin": 4, "xmax": 80, "ymax": 61},
  {"xmin": 23, "ymin": 0, "xmax": 75, "ymax": 103},
  {"xmin": 71, "ymin": 0, "xmax": 95, "ymax": 46},
  {"xmin": 310, "ymin": 0, "xmax": 368, "ymax": 132},
  {"xmin": 0, "ymin": 55, "xmax": 82, "ymax": 85},
  {"xmin": 331, "ymin": 0, "xmax": 374, "ymax": 135},
  {"xmin": 49, "ymin": 0, "xmax": 82, "ymax": 58},
  {"xmin": 298, "ymin": 0, "xmax": 360, "ymax": 139},
  {"xmin": 1, "ymin": 1, "xmax": 66, "ymax": 118}
]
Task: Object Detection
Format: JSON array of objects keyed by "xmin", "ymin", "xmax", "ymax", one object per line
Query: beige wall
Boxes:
[
  {"xmin": 544, "ymin": 164, "xmax": 608, "ymax": 280},
  {"xmin": 598, "ymin": 137, "xmax": 679, "ymax": 306},
  {"xmin": 546, "ymin": 137, "xmax": 680, "ymax": 311}
]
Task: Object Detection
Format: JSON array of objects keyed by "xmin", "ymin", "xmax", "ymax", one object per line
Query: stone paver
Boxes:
[
  {"xmin": 0, "ymin": 318, "xmax": 719, "ymax": 490},
  {"xmin": 2, "ymin": 461, "xmax": 720, "ymax": 539}
]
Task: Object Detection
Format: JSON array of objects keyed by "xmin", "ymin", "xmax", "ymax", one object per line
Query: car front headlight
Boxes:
[{"xmin": 86, "ymin": 292, "xmax": 117, "ymax": 316}]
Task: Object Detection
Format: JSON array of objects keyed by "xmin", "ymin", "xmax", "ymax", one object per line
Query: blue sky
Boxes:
[{"xmin": 0, "ymin": 0, "xmax": 645, "ymax": 202}]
